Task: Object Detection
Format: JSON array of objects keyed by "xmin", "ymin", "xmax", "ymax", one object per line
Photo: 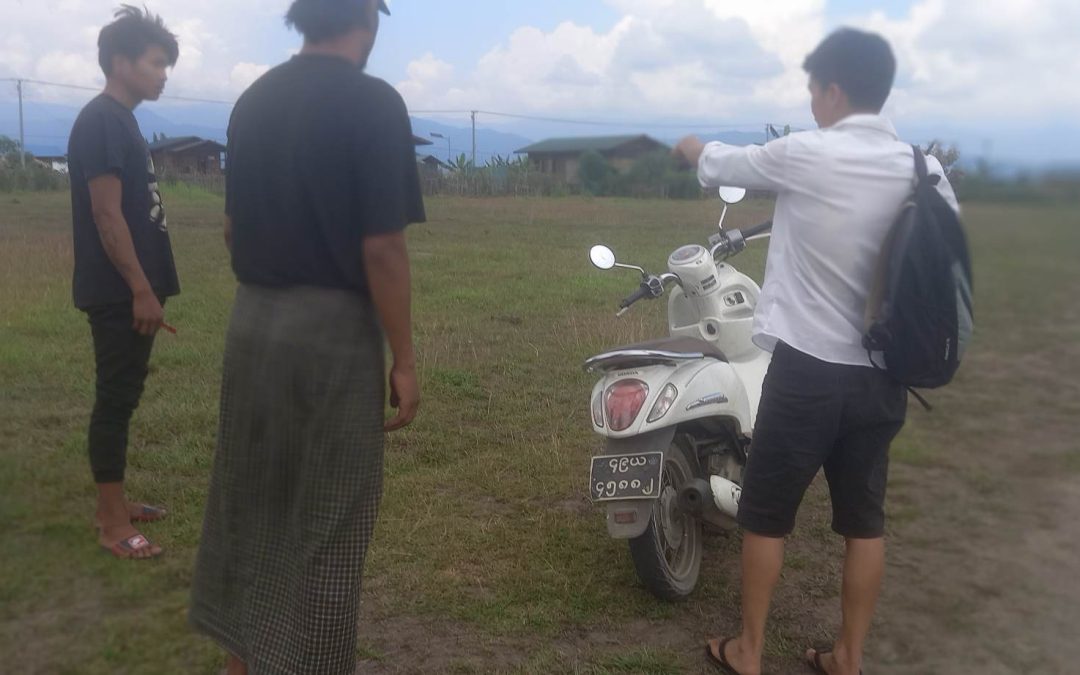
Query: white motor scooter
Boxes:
[{"xmin": 584, "ymin": 187, "xmax": 772, "ymax": 600}]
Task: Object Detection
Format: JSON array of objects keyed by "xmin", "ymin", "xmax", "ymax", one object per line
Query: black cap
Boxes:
[{"xmin": 378, "ymin": 0, "xmax": 390, "ymax": 14}]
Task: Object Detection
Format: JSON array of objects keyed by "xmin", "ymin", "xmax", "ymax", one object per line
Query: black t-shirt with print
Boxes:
[
  {"xmin": 225, "ymin": 55, "xmax": 426, "ymax": 294},
  {"xmin": 68, "ymin": 94, "xmax": 180, "ymax": 309}
]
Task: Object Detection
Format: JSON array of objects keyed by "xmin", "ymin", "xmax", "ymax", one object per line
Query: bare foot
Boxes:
[
  {"xmin": 97, "ymin": 518, "xmax": 162, "ymax": 559},
  {"xmin": 93, "ymin": 501, "xmax": 167, "ymax": 530},
  {"xmin": 125, "ymin": 500, "xmax": 167, "ymax": 522}
]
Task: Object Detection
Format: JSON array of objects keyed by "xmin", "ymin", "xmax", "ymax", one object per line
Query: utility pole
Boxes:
[
  {"xmin": 470, "ymin": 110, "xmax": 477, "ymax": 168},
  {"xmin": 17, "ymin": 79, "xmax": 26, "ymax": 168}
]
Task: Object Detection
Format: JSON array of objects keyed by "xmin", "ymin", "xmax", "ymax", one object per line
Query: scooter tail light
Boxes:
[
  {"xmin": 647, "ymin": 384, "xmax": 678, "ymax": 423},
  {"xmin": 591, "ymin": 390, "xmax": 605, "ymax": 428},
  {"xmin": 605, "ymin": 379, "xmax": 649, "ymax": 432}
]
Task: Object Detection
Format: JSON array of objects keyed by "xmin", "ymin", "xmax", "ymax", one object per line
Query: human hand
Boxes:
[
  {"xmin": 132, "ymin": 289, "xmax": 164, "ymax": 336},
  {"xmin": 672, "ymin": 135, "xmax": 706, "ymax": 169},
  {"xmin": 385, "ymin": 362, "xmax": 420, "ymax": 432}
]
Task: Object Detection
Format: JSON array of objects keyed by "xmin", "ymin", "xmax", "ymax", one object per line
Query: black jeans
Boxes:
[{"xmin": 85, "ymin": 302, "xmax": 158, "ymax": 484}]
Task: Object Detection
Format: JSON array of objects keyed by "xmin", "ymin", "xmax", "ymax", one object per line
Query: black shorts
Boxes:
[{"xmin": 737, "ymin": 342, "xmax": 907, "ymax": 539}]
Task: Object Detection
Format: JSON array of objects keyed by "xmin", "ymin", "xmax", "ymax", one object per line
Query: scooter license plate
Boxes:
[{"xmin": 589, "ymin": 451, "xmax": 664, "ymax": 502}]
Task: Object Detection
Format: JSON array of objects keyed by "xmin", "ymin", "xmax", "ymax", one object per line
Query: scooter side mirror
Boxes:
[
  {"xmin": 589, "ymin": 245, "xmax": 617, "ymax": 271},
  {"xmin": 717, "ymin": 186, "xmax": 746, "ymax": 205},
  {"xmin": 716, "ymin": 186, "xmax": 747, "ymax": 231}
]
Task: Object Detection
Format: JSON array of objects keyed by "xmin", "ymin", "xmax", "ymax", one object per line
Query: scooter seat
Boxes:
[{"xmin": 585, "ymin": 337, "xmax": 728, "ymax": 371}]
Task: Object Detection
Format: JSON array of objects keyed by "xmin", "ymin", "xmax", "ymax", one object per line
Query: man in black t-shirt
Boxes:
[
  {"xmin": 68, "ymin": 7, "xmax": 180, "ymax": 561},
  {"xmin": 189, "ymin": 2, "xmax": 424, "ymax": 673}
]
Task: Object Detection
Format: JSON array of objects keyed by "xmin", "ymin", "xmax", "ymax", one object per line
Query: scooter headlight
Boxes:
[
  {"xmin": 647, "ymin": 384, "xmax": 679, "ymax": 423},
  {"xmin": 591, "ymin": 390, "xmax": 605, "ymax": 428},
  {"xmin": 605, "ymin": 379, "xmax": 649, "ymax": 432}
]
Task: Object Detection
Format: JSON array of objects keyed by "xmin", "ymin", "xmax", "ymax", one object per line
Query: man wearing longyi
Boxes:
[{"xmin": 188, "ymin": 0, "xmax": 425, "ymax": 673}]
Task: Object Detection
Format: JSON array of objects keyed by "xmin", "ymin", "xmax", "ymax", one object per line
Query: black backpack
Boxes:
[{"xmin": 863, "ymin": 145, "xmax": 973, "ymax": 406}]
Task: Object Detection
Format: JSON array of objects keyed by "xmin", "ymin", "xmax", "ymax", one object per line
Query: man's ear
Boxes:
[
  {"xmin": 110, "ymin": 53, "xmax": 127, "ymax": 78},
  {"xmin": 827, "ymin": 82, "xmax": 850, "ymax": 111}
]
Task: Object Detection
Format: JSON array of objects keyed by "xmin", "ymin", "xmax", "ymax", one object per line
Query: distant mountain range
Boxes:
[
  {"xmin": 3, "ymin": 99, "xmax": 1076, "ymax": 175},
  {"xmin": 1, "ymin": 100, "xmax": 777, "ymax": 161},
  {"xmin": 0, "ymin": 100, "xmax": 229, "ymax": 156}
]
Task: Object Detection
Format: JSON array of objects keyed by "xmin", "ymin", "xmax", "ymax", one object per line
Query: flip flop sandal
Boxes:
[
  {"xmin": 102, "ymin": 533, "xmax": 162, "ymax": 560},
  {"xmin": 706, "ymin": 637, "xmax": 746, "ymax": 675},
  {"xmin": 806, "ymin": 649, "xmax": 862, "ymax": 675},
  {"xmin": 130, "ymin": 504, "xmax": 168, "ymax": 523}
]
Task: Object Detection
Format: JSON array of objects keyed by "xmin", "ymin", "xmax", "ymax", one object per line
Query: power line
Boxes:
[
  {"xmin": 410, "ymin": 109, "xmax": 473, "ymax": 116},
  {"xmin": 5, "ymin": 77, "xmax": 790, "ymax": 143},
  {"xmin": 3, "ymin": 77, "xmax": 236, "ymax": 105},
  {"xmin": 411, "ymin": 107, "xmax": 776, "ymax": 130},
  {"xmin": 473, "ymin": 109, "xmax": 775, "ymax": 130}
]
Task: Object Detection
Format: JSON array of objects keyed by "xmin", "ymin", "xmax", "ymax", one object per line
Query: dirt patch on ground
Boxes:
[
  {"xmin": 357, "ymin": 615, "xmax": 529, "ymax": 673},
  {"xmin": 866, "ymin": 410, "xmax": 1080, "ymax": 673}
]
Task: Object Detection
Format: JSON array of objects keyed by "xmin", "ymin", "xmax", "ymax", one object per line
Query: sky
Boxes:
[{"xmin": 2, "ymin": 0, "xmax": 1079, "ymax": 167}]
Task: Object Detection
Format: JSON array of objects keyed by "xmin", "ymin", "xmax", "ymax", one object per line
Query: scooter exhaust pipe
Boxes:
[
  {"xmin": 678, "ymin": 478, "xmax": 714, "ymax": 516},
  {"xmin": 678, "ymin": 476, "xmax": 742, "ymax": 520},
  {"xmin": 709, "ymin": 476, "xmax": 742, "ymax": 519},
  {"xmin": 673, "ymin": 473, "xmax": 743, "ymax": 516}
]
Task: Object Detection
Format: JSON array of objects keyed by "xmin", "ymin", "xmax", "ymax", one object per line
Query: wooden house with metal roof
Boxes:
[{"xmin": 515, "ymin": 134, "xmax": 669, "ymax": 183}]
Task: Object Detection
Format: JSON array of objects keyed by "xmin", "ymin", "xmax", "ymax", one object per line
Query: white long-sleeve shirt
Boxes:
[{"xmin": 698, "ymin": 114, "xmax": 960, "ymax": 367}]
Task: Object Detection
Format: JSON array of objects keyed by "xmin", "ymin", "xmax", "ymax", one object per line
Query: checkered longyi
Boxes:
[{"xmin": 191, "ymin": 284, "xmax": 387, "ymax": 674}]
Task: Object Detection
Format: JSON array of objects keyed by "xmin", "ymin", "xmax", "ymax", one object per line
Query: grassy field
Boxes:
[{"xmin": 1, "ymin": 190, "xmax": 1078, "ymax": 674}]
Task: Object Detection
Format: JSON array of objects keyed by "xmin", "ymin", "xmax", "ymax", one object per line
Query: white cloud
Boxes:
[
  {"xmin": 0, "ymin": 0, "xmax": 277, "ymax": 103},
  {"xmin": 33, "ymin": 51, "xmax": 102, "ymax": 92},
  {"xmin": 2, "ymin": 0, "xmax": 1077, "ymax": 157},
  {"xmin": 396, "ymin": 0, "xmax": 1080, "ymax": 132},
  {"xmin": 396, "ymin": 53, "xmax": 455, "ymax": 106},
  {"xmin": 0, "ymin": 34, "xmax": 34, "ymax": 78},
  {"xmin": 397, "ymin": 10, "xmax": 782, "ymax": 121},
  {"xmin": 407, "ymin": 53, "xmax": 455, "ymax": 82},
  {"xmin": 229, "ymin": 62, "xmax": 272, "ymax": 92},
  {"xmin": 859, "ymin": 0, "xmax": 1080, "ymax": 121}
]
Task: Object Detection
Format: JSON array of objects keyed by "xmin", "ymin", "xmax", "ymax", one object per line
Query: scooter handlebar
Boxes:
[
  {"xmin": 741, "ymin": 219, "xmax": 773, "ymax": 239},
  {"xmin": 616, "ymin": 275, "xmax": 667, "ymax": 316},
  {"xmin": 619, "ymin": 283, "xmax": 651, "ymax": 310},
  {"xmin": 711, "ymin": 219, "xmax": 773, "ymax": 260}
]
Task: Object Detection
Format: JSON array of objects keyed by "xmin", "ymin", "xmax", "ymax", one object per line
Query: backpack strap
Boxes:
[
  {"xmin": 866, "ymin": 347, "xmax": 886, "ymax": 370},
  {"xmin": 866, "ymin": 349, "xmax": 933, "ymax": 412},
  {"xmin": 912, "ymin": 144, "xmax": 927, "ymax": 180},
  {"xmin": 912, "ymin": 144, "xmax": 941, "ymax": 187},
  {"xmin": 907, "ymin": 387, "xmax": 933, "ymax": 412},
  {"xmin": 863, "ymin": 149, "xmax": 926, "ymax": 333}
]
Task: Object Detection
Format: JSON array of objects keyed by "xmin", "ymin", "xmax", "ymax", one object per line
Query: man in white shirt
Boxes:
[{"xmin": 674, "ymin": 28, "xmax": 958, "ymax": 675}]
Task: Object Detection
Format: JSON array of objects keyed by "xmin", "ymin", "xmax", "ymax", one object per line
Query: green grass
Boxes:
[
  {"xmin": 1, "ymin": 191, "xmax": 1078, "ymax": 673},
  {"xmin": 586, "ymin": 648, "xmax": 684, "ymax": 674}
]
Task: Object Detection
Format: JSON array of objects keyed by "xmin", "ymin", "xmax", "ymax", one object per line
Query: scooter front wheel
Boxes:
[{"xmin": 628, "ymin": 436, "xmax": 703, "ymax": 600}]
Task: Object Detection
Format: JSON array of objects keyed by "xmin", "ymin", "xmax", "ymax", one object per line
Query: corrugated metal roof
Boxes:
[
  {"xmin": 148, "ymin": 136, "xmax": 226, "ymax": 153},
  {"xmin": 148, "ymin": 136, "xmax": 200, "ymax": 151},
  {"xmin": 515, "ymin": 134, "xmax": 667, "ymax": 155}
]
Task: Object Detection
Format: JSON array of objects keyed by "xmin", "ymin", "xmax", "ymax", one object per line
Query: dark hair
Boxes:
[
  {"xmin": 285, "ymin": 0, "xmax": 375, "ymax": 42},
  {"xmin": 98, "ymin": 5, "xmax": 179, "ymax": 76},
  {"xmin": 803, "ymin": 28, "xmax": 896, "ymax": 112}
]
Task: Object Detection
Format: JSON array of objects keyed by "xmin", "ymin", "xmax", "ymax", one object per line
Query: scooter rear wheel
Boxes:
[{"xmin": 628, "ymin": 436, "xmax": 703, "ymax": 600}]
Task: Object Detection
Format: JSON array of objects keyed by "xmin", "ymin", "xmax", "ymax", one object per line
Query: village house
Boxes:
[
  {"xmin": 515, "ymin": 134, "xmax": 669, "ymax": 184},
  {"xmin": 148, "ymin": 136, "xmax": 227, "ymax": 177}
]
